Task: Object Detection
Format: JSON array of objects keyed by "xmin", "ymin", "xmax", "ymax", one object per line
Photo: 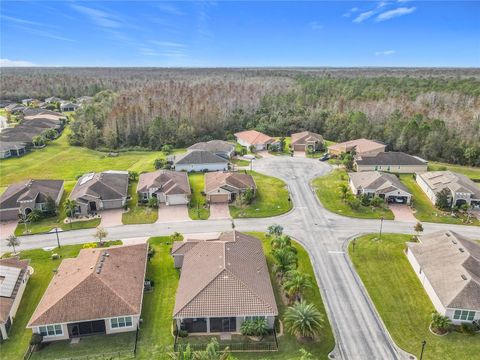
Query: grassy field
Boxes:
[
  {"xmin": 313, "ymin": 169, "xmax": 394, "ymax": 220},
  {"xmin": 349, "ymin": 234, "xmax": 480, "ymax": 360},
  {"xmin": 122, "ymin": 181, "xmax": 158, "ymax": 224},
  {"xmin": 428, "ymin": 162, "xmax": 480, "ymax": 181},
  {"xmin": 230, "ymin": 171, "xmax": 292, "ymax": 218},
  {"xmin": 399, "ymin": 175, "xmax": 479, "ymax": 226},
  {"xmin": 187, "ymin": 173, "xmax": 210, "ymax": 220},
  {"xmin": 0, "ymin": 128, "xmax": 185, "ymax": 187}
]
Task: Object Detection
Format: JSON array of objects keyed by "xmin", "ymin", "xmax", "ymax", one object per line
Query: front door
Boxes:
[
  {"xmin": 70, "ymin": 324, "xmax": 80, "ymax": 337},
  {"xmin": 89, "ymin": 201, "xmax": 97, "ymax": 212}
]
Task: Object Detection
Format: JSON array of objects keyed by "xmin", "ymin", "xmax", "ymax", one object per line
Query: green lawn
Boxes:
[
  {"xmin": 269, "ymin": 137, "xmax": 292, "ymax": 156},
  {"xmin": 230, "ymin": 171, "xmax": 292, "ymax": 218},
  {"xmin": 230, "ymin": 157, "xmax": 250, "ymax": 167},
  {"xmin": 187, "ymin": 173, "xmax": 210, "ymax": 220},
  {"xmin": 0, "ymin": 241, "xmax": 122, "ymax": 360},
  {"xmin": 399, "ymin": 175, "xmax": 479, "ymax": 226},
  {"xmin": 428, "ymin": 162, "xmax": 480, "ymax": 181},
  {"xmin": 313, "ymin": 169, "xmax": 394, "ymax": 220},
  {"xmin": 122, "ymin": 181, "xmax": 158, "ymax": 224},
  {"xmin": 349, "ymin": 234, "xmax": 480, "ymax": 360}
]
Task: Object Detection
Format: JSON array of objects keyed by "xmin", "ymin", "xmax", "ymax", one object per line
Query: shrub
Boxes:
[
  {"xmin": 30, "ymin": 333, "xmax": 43, "ymax": 346},
  {"xmin": 458, "ymin": 323, "xmax": 476, "ymax": 335},
  {"xmin": 240, "ymin": 318, "xmax": 269, "ymax": 337},
  {"xmin": 431, "ymin": 311, "xmax": 451, "ymax": 333},
  {"xmin": 51, "ymin": 253, "xmax": 60, "ymax": 260},
  {"xmin": 83, "ymin": 242, "xmax": 97, "ymax": 249},
  {"xmin": 177, "ymin": 329, "xmax": 188, "ymax": 338},
  {"xmin": 347, "ymin": 197, "xmax": 361, "ymax": 210}
]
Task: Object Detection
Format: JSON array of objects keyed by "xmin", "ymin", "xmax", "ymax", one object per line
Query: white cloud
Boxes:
[
  {"xmin": 310, "ymin": 21, "xmax": 324, "ymax": 30},
  {"xmin": 343, "ymin": 7, "xmax": 359, "ymax": 17},
  {"xmin": 151, "ymin": 41, "xmax": 185, "ymax": 48},
  {"xmin": 376, "ymin": 7, "xmax": 416, "ymax": 21},
  {"xmin": 70, "ymin": 4, "xmax": 121, "ymax": 28},
  {"xmin": 0, "ymin": 58, "xmax": 36, "ymax": 67},
  {"xmin": 155, "ymin": 3, "xmax": 185, "ymax": 16},
  {"xmin": 375, "ymin": 50, "xmax": 396, "ymax": 56},
  {"xmin": 353, "ymin": 10, "xmax": 375, "ymax": 23}
]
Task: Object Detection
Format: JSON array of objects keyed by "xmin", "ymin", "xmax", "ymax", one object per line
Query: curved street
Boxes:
[{"xmin": 2, "ymin": 156, "xmax": 479, "ymax": 359}]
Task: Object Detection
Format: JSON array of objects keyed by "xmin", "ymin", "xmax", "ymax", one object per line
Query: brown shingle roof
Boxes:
[
  {"xmin": 234, "ymin": 130, "xmax": 275, "ymax": 146},
  {"xmin": 173, "ymin": 231, "xmax": 278, "ymax": 318},
  {"xmin": 28, "ymin": 243, "xmax": 148, "ymax": 327},
  {"xmin": 291, "ymin": 131, "xmax": 323, "ymax": 146},
  {"xmin": 0, "ymin": 257, "xmax": 30, "ymax": 323},
  {"xmin": 0, "ymin": 180, "xmax": 64, "ymax": 210},
  {"xmin": 205, "ymin": 172, "xmax": 256, "ymax": 194},
  {"xmin": 137, "ymin": 170, "xmax": 191, "ymax": 195}
]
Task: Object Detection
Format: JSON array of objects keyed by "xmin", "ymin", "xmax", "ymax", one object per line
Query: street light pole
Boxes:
[
  {"xmin": 55, "ymin": 227, "xmax": 61, "ymax": 248},
  {"xmin": 379, "ymin": 216, "xmax": 384, "ymax": 240},
  {"xmin": 419, "ymin": 340, "xmax": 426, "ymax": 360}
]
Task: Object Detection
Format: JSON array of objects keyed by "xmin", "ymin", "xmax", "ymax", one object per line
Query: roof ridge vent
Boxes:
[
  {"xmin": 461, "ymin": 274, "xmax": 467, "ymax": 280},
  {"xmin": 452, "ymin": 239, "xmax": 457, "ymax": 244}
]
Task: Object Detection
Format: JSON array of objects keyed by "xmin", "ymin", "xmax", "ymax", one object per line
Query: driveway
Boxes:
[
  {"xmin": 100, "ymin": 209, "xmax": 123, "ymax": 227},
  {"xmin": 256, "ymin": 150, "xmax": 274, "ymax": 158},
  {"xmin": 157, "ymin": 204, "xmax": 189, "ymax": 222},
  {"xmin": 389, "ymin": 204, "xmax": 417, "ymax": 222},
  {"xmin": 294, "ymin": 150, "xmax": 306, "ymax": 157},
  {"xmin": 0, "ymin": 220, "xmax": 18, "ymax": 239},
  {"xmin": 209, "ymin": 203, "xmax": 231, "ymax": 219}
]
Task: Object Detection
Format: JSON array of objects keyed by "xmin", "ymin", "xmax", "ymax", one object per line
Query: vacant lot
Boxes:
[
  {"xmin": 349, "ymin": 234, "xmax": 480, "ymax": 360},
  {"xmin": 122, "ymin": 181, "xmax": 158, "ymax": 224}
]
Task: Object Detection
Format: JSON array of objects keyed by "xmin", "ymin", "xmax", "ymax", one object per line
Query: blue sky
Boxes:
[{"xmin": 1, "ymin": 1, "xmax": 479, "ymax": 67}]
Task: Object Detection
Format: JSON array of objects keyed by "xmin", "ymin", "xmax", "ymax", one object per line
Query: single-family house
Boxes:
[
  {"xmin": 187, "ymin": 140, "xmax": 235, "ymax": 159},
  {"xmin": 174, "ymin": 150, "xmax": 229, "ymax": 172},
  {"xmin": 60, "ymin": 102, "xmax": 78, "ymax": 112},
  {"xmin": 0, "ymin": 179, "xmax": 64, "ymax": 221},
  {"xmin": 21, "ymin": 99, "xmax": 36, "ymax": 106},
  {"xmin": 291, "ymin": 131, "xmax": 324, "ymax": 152},
  {"xmin": 349, "ymin": 171, "xmax": 412, "ymax": 204},
  {"xmin": 137, "ymin": 170, "xmax": 191, "ymax": 205},
  {"xmin": 69, "ymin": 171, "xmax": 129, "ymax": 216},
  {"xmin": 0, "ymin": 258, "xmax": 31, "ymax": 340},
  {"xmin": 354, "ymin": 152, "xmax": 428, "ymax": 173},
  {"xmin": 44, "ymin": 97, "xmax": 63, "ymax": 104},
  {"xmin": 204, "ymin": 172, "xmax": 256, "ymax": 203},
  {"xmin": 0, "ymin": 142, "xmax": 27, "ymax": 159},
  {"xmin": 4, "ymin": 104, "xmax": 26, "ymax": 114},
  {"xmin": 76, "ymin": 96, "xmax": 93, "ymax": 105},
  {"xmin": 171, "ymin": 231, "xmax": 278, "ymax": 333},
  {"xmin": 416, "ymin": 171, "xmax": 480, "ymax": 209},
  {"xmin": 328, "ymin": 138, "xmax": 386, "ymax": 157},
  {"xmin": 27, "ymin": 244, "xmax": 148, "ymax": 342},
  {"xmin": 234, "ymin": 130, "xmax": 276, "ymax": 151},
  {"xmin": 406, "ymin": 231, "xmax": 480, "ymax": 325}
]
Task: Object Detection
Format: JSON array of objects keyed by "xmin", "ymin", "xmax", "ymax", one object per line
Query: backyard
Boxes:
[
  {"xmin": 122, "ymin": 181, "xmax": 158, "ymax": 224},
  {"xmin": 349, "ymin": 234, "xmax": 480, "ymax": 360},
  {"xmin": 187, "ymin": 173, "xmax": 210, "ymax": 220},
  {"xmin": 313, "ymin": 169, "xmax": 394, "ymax": 220},
  {"xmin": 428, "ymin": 161, "xmax": 480, "ymax": 181}
]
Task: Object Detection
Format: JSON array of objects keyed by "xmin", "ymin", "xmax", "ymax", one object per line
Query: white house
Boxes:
[
  {"xmin": 234, "ymin": 130, "xmax": 276, "ymax": 151},
  {"xmin": 174, "ymin": 150, "xmax": 229, "ymax": 172},
  {"xmin": 349, "ymin": 171, "xmax": 412, "ymax": 204}
]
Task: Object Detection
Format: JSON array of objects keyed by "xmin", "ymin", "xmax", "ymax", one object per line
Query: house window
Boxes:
[
  {"xmin": 453, "ymin": 310, "xmax": 476, "ymax": 321},
  {"xmin": 110, "ymin": 316, "xmax": 133, "ymax": 329},
  {"xmin": 39, "ymin": 324, "xmax": 63, "ymax": 337}
]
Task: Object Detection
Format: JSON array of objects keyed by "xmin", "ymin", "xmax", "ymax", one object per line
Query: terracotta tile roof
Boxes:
[
  {"xmin": 0, "ymin": 180, "xmax": 64, "ymax": 210},
  {"xmin": 137, "ymin": 170, "xmax": 191, "ymax": 195},
  {"xmin": 234, "ymin": 130, "xmax": 275, "ymax": 146},
  {"xmin": 328, "ymin": 138, "xmax": 386, "ymax": 155},
  {"xmin": 173, "ymin": 231, "xmax": 278, "ymax": 318},
  {"xmin": 28, "ymin": 243, "xmax": 148, "ymax": 327},
  {"xmin": 291, "ymin": 131, "xmax": 323, "ymax": 146},
  {"xmin": 0, "ymin": 257, "xmax": 30, "ymax": 323},
  {"xmin": 204, "ymin": 172, "xmax": 256, "ymax": 194}
]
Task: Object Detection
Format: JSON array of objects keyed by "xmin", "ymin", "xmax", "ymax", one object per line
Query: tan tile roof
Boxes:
[
  {"xmin": 173, "ymin": 231, "xmax": 278, "ymax": 318},
  {"xmin": 418, "ymin": 171, "xmax": 480, "ymax": 198},
  {"xmin": 328, "ymin": 138, "xmax": 385, "ymax": 155},
  {"xmin": 234, "ymin": 130, "xmax": 275, "ymax": 145},
  {"xmin": 0, "ymin": 257, "xmax": 30, "ymax": 323},
  {"xmin": 349, "ymin": 171, "xmax": 410, "ymax": 195},
  {"xmin": 407, "ymin": 231, "xmax": 480, "ymax": 310},
  {"xmin": 204, "ymin": 172, "xmax": 256, "ymax": 194},
  {"xmin": 291, "ymin": 131, "xmax": 323, "ymax": 146},
  {"xmin": 28, "ymin": 243, "xmax": 148, "ymax": 327},
  {"xmin": 137, "ymin": 170, "xmax": 191, "ymax": 195}
]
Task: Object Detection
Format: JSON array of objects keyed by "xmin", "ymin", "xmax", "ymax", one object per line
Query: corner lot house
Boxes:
[
  {"xmin": 187, "ymin": 140, "xmax": 235, "ymax": 159},
  {"xmin": 27, "ymin": 244, "xmax": 148, "ymax": 342},
  {"xmin": 406, "ymin": 231, "xmax": 480, "ymax": 324},
  {"xmin": 137, "ymin": 170, "xmax": 191, "ymax": 205},
  {"xmin": 0, "ymin": 141, "xmax": 27, "ymax": 159},
  {"xmin": 205, "ymin": 172, "xmax": 256, "ymax": 203},
  {"xmin": 416, "ymin": 171, "xmax": 480, "ymax": 208},
  {"xmin": 349, "ymin": 171, "xmax": 412, "ymax": 204},
  {"xmin": 328, "ymin": 138, "xmax": 386, "ymax": 157},
  {"xmin": 234, "ymin": 130, "xmax": 276, "ymax": 151},
  {"xmin": 59, "ymin": 102, "xmax": 78, "ymax": 112},
  {"xmin": 0, "ymin": 258, "xmax": 31, "ymax": 340},
  {"xmin": 0, "ymin": 179, "xmax": 64, "ymax": 221},
  {"xmin": 172, "ymin": 231, "xmax": 278, "ymax": 333},
  {"xmin": 70, "ymin": 171, "xmax": 129, "ymax": 216},
  {"xmin": 291, "ymin": 131, "xmax": 324, "ymax": 152},
  {"xmin": 174, "ymin": 150, "xmax": 229, "ymax": 172},
  {"xmin": 354, "ymin": 152, "xmax": 428, "ymax": 174}
]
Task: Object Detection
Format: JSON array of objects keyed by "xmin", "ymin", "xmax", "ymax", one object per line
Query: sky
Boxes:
[{"xmin": 0, "ymin": 1, "xmax": 479, "ymax": 67}]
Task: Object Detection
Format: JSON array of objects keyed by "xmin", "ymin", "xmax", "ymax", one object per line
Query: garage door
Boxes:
[
  {"xmin": 293, "ymin": 144, "xmax": 306, "ymax": 151},
  {"xmin": 166, "ymin": 194, "xmax": 188, "ymax": 205},
  {"xmin": 210, "ymin": 194, "xmax": 229, "ymax": 203}
]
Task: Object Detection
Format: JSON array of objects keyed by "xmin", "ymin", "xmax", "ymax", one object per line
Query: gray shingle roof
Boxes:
[
  {"xmin": 355, "ymin": 152, "xmax": 427, "ymax": 166},
  {"xmin": 174, "ymin": 150, "xmax": 228, "ymax": 165},
  {"xmin": 70, "ymin": 171, "xmax": 129, "ymax": 202},
  {"xmin": 188, "ymin": 140, "xmax": 235, "ymax": 153},
  {"xmin": 0, "ymin": 180, "xmax": 64, "ymax": 210},
  {"xmin": 349, "ymin": 171, "xmax": 410, "ymax": 195}
]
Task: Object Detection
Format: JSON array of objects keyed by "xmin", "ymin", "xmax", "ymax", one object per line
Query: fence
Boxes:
[{"xmin": 57, "ymin": 349, "xmax": 135, "ymax": 360}]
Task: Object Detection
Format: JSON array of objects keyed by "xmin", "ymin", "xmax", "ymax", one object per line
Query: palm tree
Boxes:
[
  {"xmin": 267, "ymin": 224, "xmax": 283, "ymax": 237},
  {"xmin": 284, "ymin": 301, "xmax": 324, "ymax": 340},
  {"xmin": 431, "ymin": 312, "xmax": 451, "ymax": 333},
  {"xmin": 64, "ymin": 199, "xmax": 77, "ymax": 229},
  {"xmin": 282, "ymin": 270, "xmax": 313, "ymax": 303},
  {"xmin": 270, "ymin": 234, "xmax": 294, "ymax": 250},
  {"xmin": 272, "ymin": 247, "xmax": 297, "ymax": 279},
  {"xmin": 338, "ymin": 184, "xmax": 349, "ymax": 201},
  {"xmin": 6, "ymin": 234, "xmax": 20, "ymax": 254},
  {"xmin": 27, "ymin": 209, "xmax": 43, "ymax": 223}
]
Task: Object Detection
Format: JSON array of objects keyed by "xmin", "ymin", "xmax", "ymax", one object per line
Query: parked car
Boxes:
[{"xmin": 319, "ymin": 153, "xmax": 330, "ymax": 161}]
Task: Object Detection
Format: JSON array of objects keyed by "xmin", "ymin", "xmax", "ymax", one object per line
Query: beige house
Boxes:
[
  {"xmin": 187, "ymin": 140, "xmax": 235, "ymax": 159},
  {"xmin": 204, "ymin": 172, "xmax": 256, "ymax": 203},
  {"xmin": 291, "ymin": 131, "xmax": 324, "ymax": 152},
  {"xmin": 27, "ymin": 244, "xmax": 148, "ymax": 342},
  {"xmin": 416, "ymin": 171, "xmax": 480, "ymax": 209},
  {"xmin": 171, "ymin": 231, "xmax": 278, "ymax": 333},
  {"xmin": 349, "ymin": 171, "xmax": 412, "ymax": 204},
  {"xmin": 234, "ymin": 130, "xmax": 276, "ymax": 151},
  {"xmin": 137, "ymin": 170, "xmax": 191, "ymax": 205},
  {"xmin": 328, "ymin": 138, "xmax": 386, "ymax": 157},
  {"xmin": 406, "ymin": 231, "xmax": 480, "ymax": 324},
  {"xmin": 0, "ymin": 258, "xmax": 31, "ymax": 340},
  {"xmin": 354, "ymin": 152, "xmax": 428, "ymax": 174}
]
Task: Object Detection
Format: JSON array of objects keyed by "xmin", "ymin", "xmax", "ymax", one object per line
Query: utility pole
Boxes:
[
  {"xmin": 379, "ymin": 216, "xmax": 384, "ymax": 240},
  {"xmin": 419, "ymin": 340, "xmax": 426, "ymax": 360}
]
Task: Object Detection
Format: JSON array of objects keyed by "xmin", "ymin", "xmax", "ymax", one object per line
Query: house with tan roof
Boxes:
[
  {"xmin": 187, "ymin": 140, "xmax": 235, "ymax": 159},
  {"xmin": 416, "ymin": 171, "xmax": 480, "ymax": 209},
  {"xmin": 291, "ymin": 131, "xmax": 324, "ymax": 152},
  {"xmin": 234, "ymin": 130, "xmax": 276, "ymax": 151},
  {"xmin": 406, "ymin": 231, "xmax": 480, "ymax": 324},
  {"xmin": 349, "ymin": 171, "xmax": 412, "ymax": 204},
  {"xmin": 328, "ymin": 138, "xmax": 386, "ymax": 157},
  {"xmin": 0, "ymin": 257, "xmax": 31, "ymax": 340},
  {"xmin": 204, "ymin": 172, "xmax": 256, "ymax": 203},
  {"xmin": 27, "ymin": 243, "xmax": 148, "ymax": 342},
  {"xmin": 171, "ymin": 231, "xmax": 278, "ymax": 333},
  {"xmin": 137, "ymin": 170, "xmax": 191, "ymax": 205}
]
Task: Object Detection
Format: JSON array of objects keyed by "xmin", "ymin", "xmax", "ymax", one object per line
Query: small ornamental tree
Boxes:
[
  {"xmin": 148, "ymin": 197, "xmax": 159, "ymax": 208},
  {"xmin": 414, "ymin": 222, "xmax": 424, "ymax": 237},
  {"xmin": 431, "ymin": 312, "xmax": 451, "ymax": 334},
  {"xmin": 94, "ymin": 227, "xmax": 108, "ymax": 246},
  {"xmin": 241, "ymin": 188, "xmax": 255, "ymax": 205},
  {"xmin": 435, "ymin": 188, "xmax": 451, "ymax": 210},
  {"xmin": 267, "ymin": 224, "xmax": 283, "ymax": 237},
  {"xmin": 162, "ymin": 144, "xmax": 173, "ymax": 155},
  {"xmin": 154, "ymin": 158, "xmax": 167, "ymax": 169},
  {"xmin": 6, "ymin": 234, "xmax": 20, "ymax": 254},
  {"xmin": 338, "ymin": 184, "xmax": 349, "ymax": 201}
]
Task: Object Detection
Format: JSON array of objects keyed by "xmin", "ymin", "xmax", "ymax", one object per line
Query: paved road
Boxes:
[{"xmin": 2, "ymin": 156, "xmax": 479, "ymax": 359}]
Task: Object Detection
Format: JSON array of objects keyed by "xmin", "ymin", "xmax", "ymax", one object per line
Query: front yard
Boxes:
[
  {"xmin": 349, "ymin": 234, "xmax": 480, "ymax": 360},
  {"xmin": 122, "ymin": 181, "xmax": 158, "ymax": 224},
  {"xmin": 187, "ymin": 173, "xmax": 210, "ymax": 220},
  {"xmin": 313, "ymin": 169, "xmax": 394, "ymax": 220}
]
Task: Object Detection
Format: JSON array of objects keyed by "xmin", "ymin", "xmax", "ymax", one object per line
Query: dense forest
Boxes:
[{"xmin": 1, "ymin": 68, "xmax": 479, "ymax": 165}]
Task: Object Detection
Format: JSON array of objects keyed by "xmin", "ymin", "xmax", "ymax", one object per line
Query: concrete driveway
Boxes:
[
  {"xmin": 209, "ymin": 203, "xmax": 231, "ymax": 219},
  {"xmin": 157, "ymin": 204, "xmax": 189, "ymax": 222},
  {"xmin": 0, "ymin": 221, "xmax": 18, "ymax": 239},
  {"xmin": 100, "ymin": 209, "xmax": 124, "ymax": 227},
  {"xmin": 388, "ymin": 204, "xmax": 417, "ymax": 222},
  {"xmin": 256, "ymin": 150, "xmax": 274, "ymax": 158},
  {"xmin": 294, "ymin": 150, "xmax": 306, "ymax": 157}
]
